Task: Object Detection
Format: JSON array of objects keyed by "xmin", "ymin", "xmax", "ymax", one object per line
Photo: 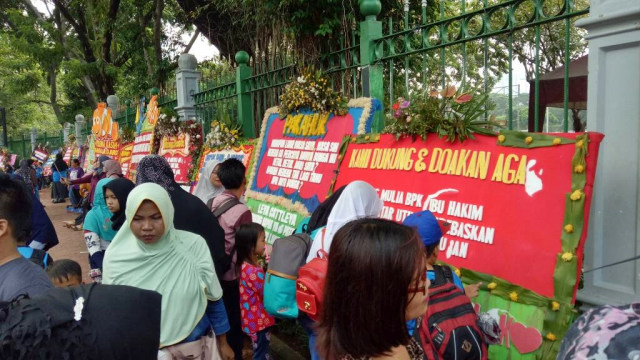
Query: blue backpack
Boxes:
[{"xmin": 264, "ymin": 233, "xmax": 312, "ymax": 319}]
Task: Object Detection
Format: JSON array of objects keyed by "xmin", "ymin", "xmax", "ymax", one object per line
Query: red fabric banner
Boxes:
[
  {"xmin": 334, "ymin": 133, "xmax": 602, "ymax": 298},
  {"xmin": 158, "ymin": 133, "xmax": 192, "ymax": 184}
]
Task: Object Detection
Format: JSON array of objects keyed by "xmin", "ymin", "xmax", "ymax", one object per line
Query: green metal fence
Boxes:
[
  {"xmin": 366, "ymin": 0, "xmax": 589, "ymax": 132},
  {"xmin": 194, "ymin": 71, "xmax": 237, "ymax": 136},
  {"xmin": 186, "ymin": 0, "xmax": 588, "ymax": 139},
  {"xmin": 107, "ymin": 0, "xmax": 589, "ymax": 141},
  {"xmin": 113, "ymin": 93, "xmax": 178, "ymax": 131}
]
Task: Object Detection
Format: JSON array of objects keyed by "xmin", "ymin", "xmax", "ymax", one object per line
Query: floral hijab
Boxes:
[{"xmin": 135, "ymin": 155, "xmax": 176, "ymax": 191}]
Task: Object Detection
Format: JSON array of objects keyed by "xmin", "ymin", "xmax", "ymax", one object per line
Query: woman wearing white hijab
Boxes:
[
  {"xmin": 102, "ymin": 183, "xmax": 233, "ymax": 359},
  {"xmin": 193, "ymin": 160, "xmax": 225, "ymax": 207},
  {"xmin": 305, "ymin": 180, "xmax": 384, "ymax": 263}
]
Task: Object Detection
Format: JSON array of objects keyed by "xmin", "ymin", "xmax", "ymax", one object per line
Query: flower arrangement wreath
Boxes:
[{"xmin": 151, "ymin": 108, "xmax": 204, "ymax": 181}]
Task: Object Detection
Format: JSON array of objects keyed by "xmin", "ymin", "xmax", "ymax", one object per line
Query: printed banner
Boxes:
[
  {"xmin": 245, "ymin": 98, "xmax": 381, "ymax": 242},
  {"xmin": 33, "ymin": 149, "xmax": 48, "ymax": 162},
  {"xmin": 63, "ymin": 146, "xmax": 74, "ymax": 163},
  {"xmin": 335, "ymin": 133, "xmax": 602, "ymax": 299},
  {"xmin": 91, "ymin": 102, "xmax": 120, "ymax": 158},
  {"xmin": 129, "ymin": 95, "xmax": 159, "ymax": 180},
  {"xmin": 118, "ymin": 143, "xmax": 134, "ymax": 178},
  {"xmin": 334, "ymin": 131, "xmax": 603, "ymax": 358},
  {"xmin": 42, "ymin": 149, "xmax": 59, "ymax": 177},
  {"xmin": 82, "ymin": 136, "xmax": 95, "ymax": 171},
  {"xmin": 158, "ymin": 132, "xmax": 192, "ymax": 184},
  {"xmin": 194, "ymin": 145, "xmax": 255, "ymax": 185}
]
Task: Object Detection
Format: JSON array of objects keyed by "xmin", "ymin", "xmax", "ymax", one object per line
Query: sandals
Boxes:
[
  {"xmin": 71, "ymin": 225, "xmax": 83, "ymax": 231},
  {"xmin": 62, "ymin": 221, "xmax": 75, "ymax": 228}
]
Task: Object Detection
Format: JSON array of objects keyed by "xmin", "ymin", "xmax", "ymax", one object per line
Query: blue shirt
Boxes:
[{"xmin": 182, "ymin": 299, "xmax": 230, "ymax": 343}]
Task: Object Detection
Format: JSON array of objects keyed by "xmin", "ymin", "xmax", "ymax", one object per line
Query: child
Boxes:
[
  {"xmin": 83, "ymin": 178, "xmax": 116, "ymax": 282},
  {"xmin": 46, "ymin": 259, "xmax": 83, "ymax": 288},
  {"xmin": 211, "ymin": 157, "xmax": 253, "ymax": 359},
  {"xmin": 235, "ymin": 223, "xmax": 274, "ymax": 360},
  {"xmin": 102, "ymin": 178, "xmax": 135, "ymax": 231}
]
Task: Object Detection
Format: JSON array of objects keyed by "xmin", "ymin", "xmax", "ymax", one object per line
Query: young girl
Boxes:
[
  {"xmin": 235, "ymin": 223, "xmax": 275, "ymax": 360},
  {"xmin": 103, "ymin": 178, "xmax": 135, "ymax": 231},
  {"xmin": 83, "ymin": 178, "xmax": 115, "ymax": 282}
]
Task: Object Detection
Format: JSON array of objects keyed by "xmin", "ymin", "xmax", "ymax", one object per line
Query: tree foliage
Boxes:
[
  {"xmin": 0, "ymin": 0, "xmax": 195, "ymax": 131},
  {"xmin": 0, "ymin": 33, "xmax": 61, "ymax": 134}
]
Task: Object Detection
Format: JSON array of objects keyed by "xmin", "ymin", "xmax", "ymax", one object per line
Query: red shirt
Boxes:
[{"xmin": 239, "ymin": 262, "xmax": 275, "ymax": 338}]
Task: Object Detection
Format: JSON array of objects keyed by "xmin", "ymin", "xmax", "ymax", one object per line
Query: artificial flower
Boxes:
[
  {"xmin": 561, "ymin": 252, "xmax": 574, "ymax": 262},
  {"xmin": 570, "ymin": 190, "xmax": 583, "ymax": 201}
]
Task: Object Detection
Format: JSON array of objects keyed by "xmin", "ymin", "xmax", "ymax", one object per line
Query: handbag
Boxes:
[{"xmin": 296, "ymin": 228, "xmax": 328, "ymax": 322}]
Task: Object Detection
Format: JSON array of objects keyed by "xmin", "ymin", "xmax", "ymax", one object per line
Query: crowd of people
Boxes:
[{"xmin": 0, "ymin": 154, "xmax": 638, "ymax": 360}]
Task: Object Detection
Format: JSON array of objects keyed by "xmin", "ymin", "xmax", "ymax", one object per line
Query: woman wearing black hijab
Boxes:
[
  {"xmin": 0, "ymin": 283, "xmax": 162, "ymax": 359},
  {"xmin": 135, "ymin": 155, "xmax": 229, "ymax": 278},
  {"xmin": 102, "ymin": 178, "xmax": 135, "ymax": 231},
  {"xmin": 51, "ymin": 153, "xmax": 69, "ymax": 203}
]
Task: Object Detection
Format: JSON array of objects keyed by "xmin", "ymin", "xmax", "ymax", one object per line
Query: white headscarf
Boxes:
[
  {"xmin": 192, "ymin": 160, "xmax": 225, "ymax": 205},
  {"xmin": 102, "ymin": 183, "xmax": 222, "ymax": 347},
  {"xmin": 306, "ymin": 180, "xmax": 383, "ymax": 262}
]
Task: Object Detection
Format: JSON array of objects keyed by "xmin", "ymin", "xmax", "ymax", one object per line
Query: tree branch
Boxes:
[{"xmin": 183, "ymin": 28, "xmax": 200, "ymax": 54}]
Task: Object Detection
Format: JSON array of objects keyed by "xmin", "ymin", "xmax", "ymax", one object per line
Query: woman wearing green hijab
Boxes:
[
  {"xmin": 102, "ymin": 183, "xmax": 234, "ymax": 359},
  {"xmin": 83, "ymin": 178, "xmax": 117, "ymax": 282}
]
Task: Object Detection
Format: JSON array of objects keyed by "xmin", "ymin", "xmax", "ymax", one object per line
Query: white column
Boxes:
[
  {"xmin": 63, "ymin": 122, "xmax": 71, "ymax": 143},
  {"xmin": 30, "ymin": 128, "xmax": 37, "ymax": 152},
  {"xmin": 175, "ymin": 53, "xmax": 201, "ymax": 120},
  {"xmin": 107, "ymin": 95, "xmax": 119, "ymax": 119},
  {"xmin": 75, "ymin": 114, "xmax": 85, "ymax": 147},
  {"xmin": 576, "ymin": 1, "xmax": 640, "ymax": 305}
]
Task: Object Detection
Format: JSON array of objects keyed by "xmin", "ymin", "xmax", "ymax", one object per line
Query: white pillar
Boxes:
[
  {"xmin": 30, "ymin": 128, "xmax": 37, "ymax": 152},
  {"xmin": 63, "ymin": 122, "xmax": 71, "ymax": 143},
  {"xmin": 175, "ymin": 53, "xmax": 201, "ymax": 120},
  {"xmin": 107, "ymin": 95, "xmax": 119, "ymax": 119},
  {"xmin": 75, "ymin": 114, "xmax": 85, "ymax": 147},
  {"xmin": 576, "ymin": 1, "xmax": 640, "ymax": 305}
]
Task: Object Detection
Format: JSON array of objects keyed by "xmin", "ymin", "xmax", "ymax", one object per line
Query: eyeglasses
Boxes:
[{"xmin": 407, "ymin": 271, "xmax": 428, "ymax": 295}]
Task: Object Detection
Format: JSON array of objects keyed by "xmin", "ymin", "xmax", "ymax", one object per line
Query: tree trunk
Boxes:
[
  {"xmin": 153, "ymin": 0, "xmax": 165, "ymax": 86},
  {"xmin": 48, "ymin": 66, "xmax": 64, "ymax": 123}
]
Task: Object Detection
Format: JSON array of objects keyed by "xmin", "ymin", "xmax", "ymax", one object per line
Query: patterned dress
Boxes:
[{"xmin": 239, "ymin": 262, "xmax": 275, "ymax": 341}]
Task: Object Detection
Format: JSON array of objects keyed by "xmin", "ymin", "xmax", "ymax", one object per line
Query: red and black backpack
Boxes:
[{"xmin": 416, "ymin": 265, "xmax": 488, "ymax": 360}]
